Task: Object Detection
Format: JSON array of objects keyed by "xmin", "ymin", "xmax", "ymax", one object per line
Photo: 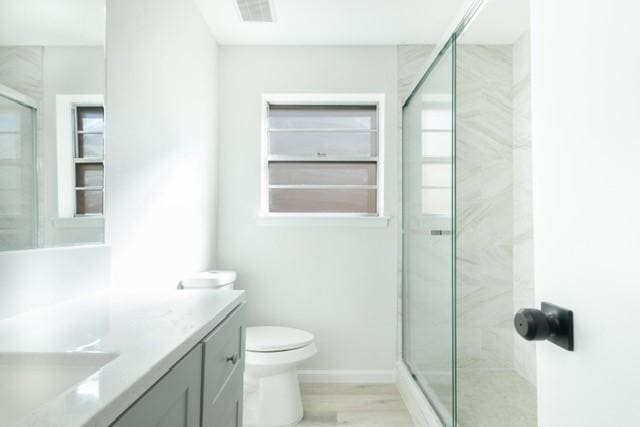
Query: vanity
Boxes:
[
  {"xmin": 0, "ymin": 289, "xmax": 246, "ymax": 427},
  {"xmin": 0, "ymin": 0, "xmax": 250, "ymax": 425},
  {"xmin": 0, "ymin": 0, "xmax": 248, "ymax": 424}
]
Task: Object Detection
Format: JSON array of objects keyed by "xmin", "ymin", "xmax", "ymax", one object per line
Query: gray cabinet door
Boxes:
[
  {"xmin": 112, "ymin": 344, "xmax": 202, "ymax": 427},
  {"xmin": 205, "ymin": 366, "xmax": 243, "ymax": 427},
  {"xmin": 202, "ymin": 304, "xmax": 246, "ymax": 427}
]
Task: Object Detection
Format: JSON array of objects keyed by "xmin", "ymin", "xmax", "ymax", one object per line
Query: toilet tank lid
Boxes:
[
  {"xmin": 179, "ymin": 270, "xmax": 236, "ymax": 288},
  {"xmin": 246, "ymin": 326, "xmax": 315, "ymax": 352}
]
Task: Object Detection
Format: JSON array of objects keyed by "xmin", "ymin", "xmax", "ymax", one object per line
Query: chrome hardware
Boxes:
[
  {"xmin": 225, "ymin": 352, "xmax": 240, "ymax": 364},
  {"xmin": 430, "ymin": 229, "xmax": 452, "ymax": 236}
]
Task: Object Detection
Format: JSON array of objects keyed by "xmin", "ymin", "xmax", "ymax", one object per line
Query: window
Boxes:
[
  {"xmin": 420, "ymin": 95, "xmax": 452, "ymax": 216},
  {"xmin": 261, "ymin": 94, "xmax": 384, "ymax": 219},
  {"xmin": 55, "ymin": 95, "xmax": 105, "ymax": 220},
  {"xmin": 73, "ymin": 106, "xmax": 104, "ymax": 216}
]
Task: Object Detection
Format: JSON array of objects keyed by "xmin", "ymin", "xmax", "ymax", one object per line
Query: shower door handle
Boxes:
[
  {"xmin": 514, "ymin": 302, "xmax": 574, "ymax": 351},
  {"xmin": 430, "ymin": 229, "xmax": 452, "ymax": 236}
]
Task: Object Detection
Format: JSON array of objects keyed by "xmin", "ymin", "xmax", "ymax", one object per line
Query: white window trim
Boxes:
[
  {"xmin": 258, "ymin": 93, "xmax": 388, "ymax": 227},
  {"xmin": 55, "ymin": 94, "xmax": 104, "ymax": 221}
]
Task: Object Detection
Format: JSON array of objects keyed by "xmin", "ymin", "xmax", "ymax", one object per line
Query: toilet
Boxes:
[
  {"xmin": 244, "ymin": 326, "xmax": 316, "ymax": 427},
  {"xmin": 178, "ymin": 271, "xmax": 316, "ymax": 427}
]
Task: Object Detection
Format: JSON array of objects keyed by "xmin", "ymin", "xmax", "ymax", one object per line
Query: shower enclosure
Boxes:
[
  {"xmin": 401, "ymin": 1, "xmax": 536, "ymax": 426},
  {"xmin": 0, "ymin": 89, "xmax": 38, "ymax": 250}
]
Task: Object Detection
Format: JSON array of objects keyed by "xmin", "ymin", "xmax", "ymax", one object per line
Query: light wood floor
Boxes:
[{"xmin": 298, "ymin": 383, "xmax": 415, "ymax": 427}]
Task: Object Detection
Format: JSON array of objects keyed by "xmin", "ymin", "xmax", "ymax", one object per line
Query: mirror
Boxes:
[{"xmin": 0, "ymin": 0, "xmax": 106, "ymax": 251}]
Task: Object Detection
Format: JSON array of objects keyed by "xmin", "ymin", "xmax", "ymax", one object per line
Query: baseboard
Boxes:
[
  {"xmin": 395, "ymin": 362, "xmax": 444, "ymax": 427},
  {"xmin": 297, "ymin": 369, "xmax": 395, "ymax": 383}
]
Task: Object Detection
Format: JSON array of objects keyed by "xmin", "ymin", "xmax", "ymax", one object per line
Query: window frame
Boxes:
[
  {"xmin": 259, "ymin": 93, "xmax": 386, "ymax": 223},
  {"xmin": 55, "ymin": 94, "xmax": 105, "ymax": 221},
  {"xmin": 72, "ymin": 104, "xmax": 105, "ymax": 217}
]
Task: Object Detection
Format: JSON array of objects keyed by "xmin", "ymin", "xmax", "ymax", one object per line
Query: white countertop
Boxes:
[{"xmin": 0, "ymin": 289, "xmax": 246, "ymax": 427}]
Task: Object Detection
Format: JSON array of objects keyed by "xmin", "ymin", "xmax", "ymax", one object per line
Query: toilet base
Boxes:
[{"xmin": 243, "ymin": 370, "xmax": 304, "ymax": 427}]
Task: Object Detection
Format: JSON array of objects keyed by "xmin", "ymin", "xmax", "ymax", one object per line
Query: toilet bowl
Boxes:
[
  {"xmin": 178, "ymin": 271, "xmax": 316, "ymax": 427},
  {"xmin": 244, "ymin": 326, "xmax": 316, "ymax": 427}
]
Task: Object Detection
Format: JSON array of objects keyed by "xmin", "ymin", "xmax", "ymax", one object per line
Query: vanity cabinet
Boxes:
[
  {"xmin": 112, "ymin": 303, "xmax": 246, "ymax": 427},
  {"xmin": 111, "ymin": 344, "xmax": 203, "ymax": 427}
]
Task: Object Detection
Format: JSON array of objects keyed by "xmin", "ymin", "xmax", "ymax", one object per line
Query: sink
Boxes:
[{"xmin": 0, "ymin": 352, "xmax": 118, "ymax": 425}]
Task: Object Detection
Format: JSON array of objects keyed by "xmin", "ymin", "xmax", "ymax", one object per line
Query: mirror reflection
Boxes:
[{"xmin": 0, "ymin": 0, "xmax": 106, "ymax": 251}]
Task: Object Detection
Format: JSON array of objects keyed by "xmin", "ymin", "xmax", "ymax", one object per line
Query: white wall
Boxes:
[
  {"xmin": 42, "ymin": 47, "xmax": 104, "ymax": 246},
  {"xmin": 0, "ymin": 245, "xmax": 110, "ymax": 319},
  {"xmin": 531, "ymin": 1, "xmax": 640, "ymax": 425},
  {"xmin": 105, "ymin": 0, "xmax": 219, "ymax": 289},
  {"xmin": 218, "ymin": 46, "xmax": 399, "ymax": 377}
]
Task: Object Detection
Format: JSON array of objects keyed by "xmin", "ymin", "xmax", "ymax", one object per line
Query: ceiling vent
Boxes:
[{"xmin": 235, "ymin": 0, "xmax": 274, "ymax": 22}]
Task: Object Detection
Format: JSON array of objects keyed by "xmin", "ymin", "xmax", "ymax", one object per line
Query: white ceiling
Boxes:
[
  {"xmin": 0, "ymin": 0, "xmax": 105, "ymax": 46},
  {"xmin": 194, "ymin": 0, "xmax": 470, "ymax": 45},
  {"xmin": 0, "ymin": 0, "xmax": 529, "ymax": 48}
]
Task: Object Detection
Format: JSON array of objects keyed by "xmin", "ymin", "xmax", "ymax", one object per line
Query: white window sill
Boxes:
[
  {"xmin": 256, "ymin": 215, "xmax": 390, "ymax": 228},
  {"xmin": 51, "ymin": 216, "xmax": 104, "ymax": 229}
]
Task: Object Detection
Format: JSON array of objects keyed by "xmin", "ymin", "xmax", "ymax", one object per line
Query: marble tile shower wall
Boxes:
[
  {"xmin": 456, "ymin": 44, "xmax": 514, "ymax": 369},
  {"xmin": 0, "ymin": 47, "xmax": 43, "ymax": 100}
]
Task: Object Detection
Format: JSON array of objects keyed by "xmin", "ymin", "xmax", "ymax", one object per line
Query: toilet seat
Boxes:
[{"xmin": 246, "ymin": 326, "xmax": 314, "ymax": 352}]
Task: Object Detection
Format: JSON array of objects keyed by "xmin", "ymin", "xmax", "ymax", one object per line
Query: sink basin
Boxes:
[{"xmin": 0, "ymin": 352, "xmax": 118, "ymax": 425}]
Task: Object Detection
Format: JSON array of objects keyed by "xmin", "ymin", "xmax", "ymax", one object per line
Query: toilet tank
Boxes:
[{"xmin": 177, "ymin": 270, "xmax": 236, "ymax": 290}]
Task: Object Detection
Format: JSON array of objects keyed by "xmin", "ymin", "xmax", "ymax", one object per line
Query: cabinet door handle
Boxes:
[{"xmin": 225, "ymin": 352, "xmax": 240, "ymax": 364}]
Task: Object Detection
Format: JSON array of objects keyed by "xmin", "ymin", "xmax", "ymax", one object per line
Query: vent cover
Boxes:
[{"xmin": 235, "ymin": 0, "xmax": 274, "ymax": 22}]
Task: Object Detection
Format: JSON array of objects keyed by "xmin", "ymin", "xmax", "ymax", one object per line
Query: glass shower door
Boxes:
[
  {"xmin": 402, "ymin": 38, "xmax": 456, "ymax": 427},
  {"xmin": 0, "ymin": 94, "xmax": 37, "ymax": 250}
]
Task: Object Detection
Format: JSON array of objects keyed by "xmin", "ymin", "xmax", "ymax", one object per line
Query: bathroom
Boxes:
[{"xmin": 0, "ymin": 0, "xmax": 638, "ymax": 426}]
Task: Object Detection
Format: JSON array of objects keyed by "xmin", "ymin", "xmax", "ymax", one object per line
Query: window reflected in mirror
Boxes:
[{"xmin": 0, "ymin": 0, "xmax": 106, "ymax": 251}]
